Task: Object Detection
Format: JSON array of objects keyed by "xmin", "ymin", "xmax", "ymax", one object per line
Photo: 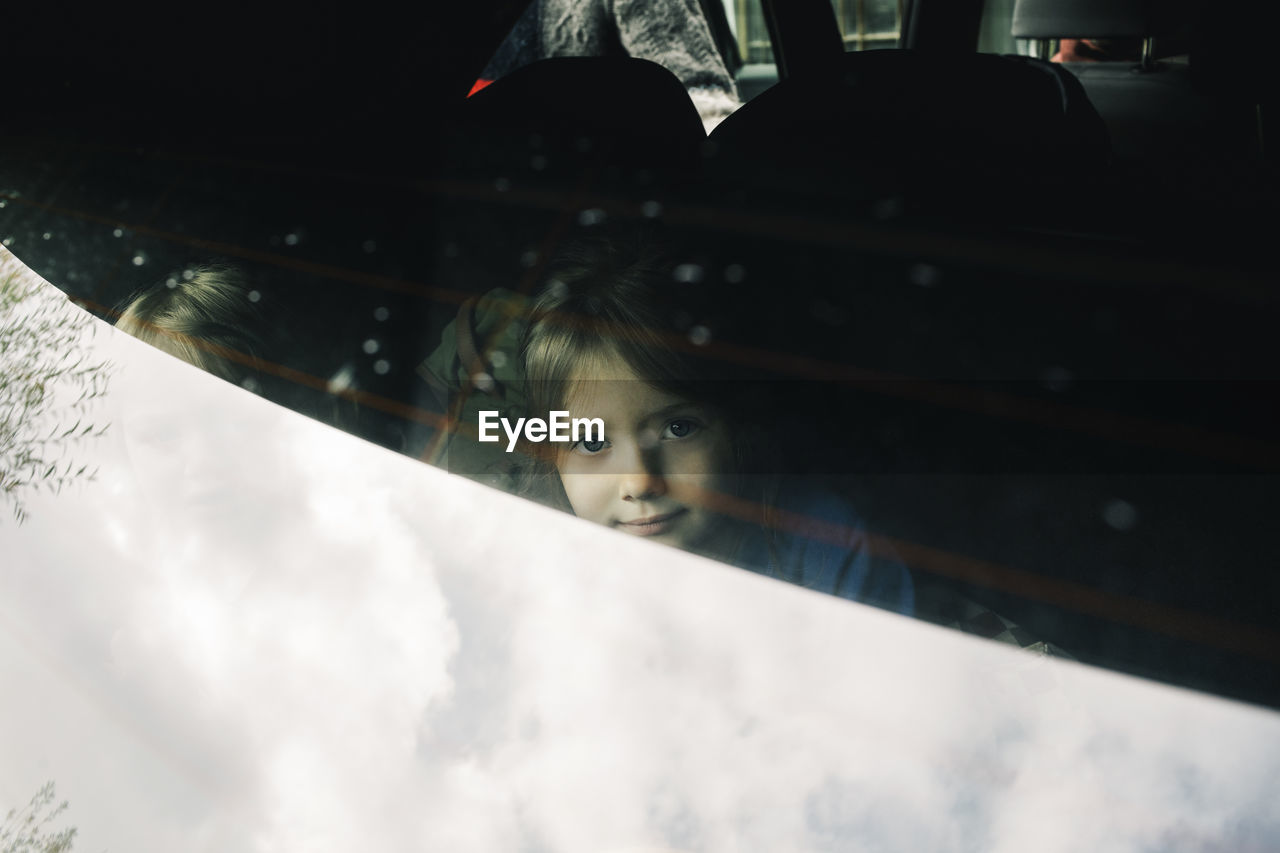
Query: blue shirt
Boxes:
[{"xmin": 730, "ymin": 483, "xmax": 915, "ymax": 616}]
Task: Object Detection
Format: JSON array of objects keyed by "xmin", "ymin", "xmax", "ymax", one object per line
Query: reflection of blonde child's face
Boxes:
[{"xmin": 555, "ymin": 351, "xmax": 737, "ymax": 556}]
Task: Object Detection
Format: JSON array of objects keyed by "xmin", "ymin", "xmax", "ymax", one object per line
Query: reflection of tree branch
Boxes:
[
  {"xmin": 1, "ymin": 250, "xmax": 112, "ymax": 525},
  {"xmin": 0, "ymin": 781, "xmax": 77, "ymax": 852}
]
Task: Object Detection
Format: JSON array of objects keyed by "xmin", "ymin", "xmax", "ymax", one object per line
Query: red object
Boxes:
[{"xmin": 468, "ymin": 78, "xmax": 494, "ymax": 97}]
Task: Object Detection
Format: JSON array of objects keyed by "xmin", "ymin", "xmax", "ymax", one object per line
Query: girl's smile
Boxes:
[{"xmin": 614, "ymin": 507, "xmax": 689, "ymax": 536}]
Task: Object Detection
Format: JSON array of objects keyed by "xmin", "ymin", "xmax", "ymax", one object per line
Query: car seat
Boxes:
[
  {"xmin": 704, "ymin": 48, "xmax": 1111, "ymax": 224},
  {"xmin": 1012, "ymin": 0, "xmax": 1257, "ymax": 163},
  {"xmin": 446, "ymin": 56, "xmax": 708, "ymax": 182}
]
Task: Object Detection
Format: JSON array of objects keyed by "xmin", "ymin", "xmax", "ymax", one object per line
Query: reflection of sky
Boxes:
[{"xmin": 2, "ymin": 262, "xmax": 1279, "ymax": 852}]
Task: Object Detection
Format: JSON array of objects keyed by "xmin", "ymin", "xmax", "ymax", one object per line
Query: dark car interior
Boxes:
[{"xmin": 3, "ymin": 0, "xmax": 1277, "ymax": 707}]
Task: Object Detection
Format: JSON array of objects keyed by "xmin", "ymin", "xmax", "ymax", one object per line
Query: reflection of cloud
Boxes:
[
  {"xmin": 981, "ymin": 675, "xmax": 1280, "ymax": 853},
  {"xmin": 435, "ymin": 530, "xmax": 972, "ymax": 852},
  {"xmin": 407, "ymin": 506, "xmax": 1280, "ymax": 853},
  {"xmin": 101, "ymin": 351, "xmax": 462, "ymax": 852},
  {"xmin": 2, "ymin": 259, "xmax": 1279, "ymax": 852}
]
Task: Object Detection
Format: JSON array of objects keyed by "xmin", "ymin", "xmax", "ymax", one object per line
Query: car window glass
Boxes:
[
  {"xmin": 977, "ymin": 0, "xmax": 1019, "ymax": 54},
  {"xmin": 832, "ymin": 0, "xmax": 903, "ymax": 50},
  {"xmin": 3, "ymin": 0, "xmax": 1276, "ymax": 718},
  {"xmin": 734, "ymin": 0, "xmax": 903, "ymax": 61},
  {"xmin": 477, "ymin": 1, "xmax": 905, "ymax": 113}
]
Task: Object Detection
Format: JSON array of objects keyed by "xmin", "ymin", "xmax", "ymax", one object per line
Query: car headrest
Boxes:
[
  {"xmin": 708, "ymin": 49, "xmax": 1110, "ymax": 192},
  {"xmin": 452, "ymin": 56, "xmax": 706, "ymax": 172},
  {"xmin": 1011, "ymin": 0, "xmax": 1187, "ymax": 40}
]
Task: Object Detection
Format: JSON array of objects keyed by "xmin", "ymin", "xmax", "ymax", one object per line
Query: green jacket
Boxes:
[{"xmin": 417, "ymin": 288, "xmax": 536, "ymax": 490}]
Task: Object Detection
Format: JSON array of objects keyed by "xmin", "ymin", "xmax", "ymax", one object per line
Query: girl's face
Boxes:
[{"xmin": 555, "ymin": 350, "xmax": 738, "ymax": 556}]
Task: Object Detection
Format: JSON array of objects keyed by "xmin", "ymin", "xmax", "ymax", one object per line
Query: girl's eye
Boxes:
[
  {"xmin": 662, "ymin": 418, "xmax": 700, "ymax": 440},
  {"xmin": 572, "ymin": 437, "xmax": 610, "ymax": 455}
]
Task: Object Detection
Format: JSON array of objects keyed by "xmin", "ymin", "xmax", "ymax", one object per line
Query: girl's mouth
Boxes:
[{"xmin": 616, "ymin": 508, "xmax": 688, "ymax": 537}]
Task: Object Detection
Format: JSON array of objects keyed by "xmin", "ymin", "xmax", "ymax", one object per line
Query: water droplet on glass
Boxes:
[
  {"xmin": 688, "ymin": 325, "xmax": 712, "ymax": 346},
  {"xmin": 520, "ymin": 250, "xmax": 539, "ymax": 268},
  {"xmin": 132, "ymin": 253, "xmax": 146, "ymax": 266},
  {"xmin": 328, "ymin": 364, "xmax": 356, "ymax": 394},
  {"xmin": 112, "ymin": 228, "xmax": 124, "ymax": 238},
  {"xmin": 42, "ymin": 232, "xmax": 51, "ymax": 240},
  {"xmin": 373, "ymin": 359, "xmax": 391, "ymax": 375},
  {"xmin": 1040, "ymin": 366, "xmax": 1073, "ymax": 392},
  {"xmin": 577, "ymin": 208, "xmax": 606, "ymax": 226},
  {"xmin": 673, "ymin": 263, "xmax": 704, "ymax": 284},
  {"xmin": 373, "ymin": 306, "xmax": 390, "ymax": 322},
  {"xmin": 490, "ymin": 350, "xmax": 508, "ymax": 369},
  {"xmin": 1102, "ymin": 499, "xmax": 1138, "ymax": 531},
  {"xmin": 248, "ymin": 290, "xmax": 261, "ymax": 303},
  {"xmin": 165, "ymin": 277, "xmax": 178, "ymax": 289},
  {"xmin": 472, "ymin": 372, "xmax": 495, "ymax": 392},
  {"xmin": 907, "ymin": 263, "xmax": 940, "ymax": 287},
  {"xmin": 811, "ymin": 299, "xmax": 848, "ymax": 326},
  {"xmin": 284, "ymin": 232, "xmax": 299, "ymax": 246},
  {"xmin": 0, "ymin": 200, "xmax": 6, "ymax": 208},
  {"xmin": 494, "ymin": 177, "xmax": 511, "ymax": 192},
  {"xmin": 1093, "ymin": 309, "xmax": 1119, "ymax": 334},
  {"xmin": 182, "ymin": 268, "xmax": 195, "ymax": 281},
  {"xmin": 362, "ymin": 338, "xmax": 380, "ymax": 355},
  {"xmin": 873, "ymin": 196, "xmax": 905, "ymax": 220},
  {"xmin": 241, "ymin": 377, "xmax": 262, "ymax": 394},
  {"xmin": 362, "ymin": 239, "xmax": 377, "ymax": 254},
  {"xmin": 641, "ymin": 200, "xmax": 662, "ymax": 218},
  {"xmin": 724, "ymin": 263, "xmax": 746, "ymax": 284},
  {"xmin": 547, "ymin": 279, "xmax": 568, "ymax": 301}
]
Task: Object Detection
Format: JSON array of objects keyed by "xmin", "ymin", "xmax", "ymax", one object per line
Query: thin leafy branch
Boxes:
[
  {"xmin": 0, "ymin": 782, "xmax": 77, "ymax": 853},
  {"xmin": 1, "ymin": 252, "xmax": 112, "ymax": 524}
]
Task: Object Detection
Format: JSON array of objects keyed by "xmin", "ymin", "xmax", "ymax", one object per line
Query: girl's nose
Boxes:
[{"xmin": 619, "ymin": 453, "xmax": 667, "ymax": 502}]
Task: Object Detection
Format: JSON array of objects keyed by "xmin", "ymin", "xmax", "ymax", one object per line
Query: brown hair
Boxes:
[
  {"xmin": 520, "ymin": 233, "xmax": 775, "ymax": 475},
  {"xmin": 115, "ymin": 264, "xmax": 265, "ymax": 384}
]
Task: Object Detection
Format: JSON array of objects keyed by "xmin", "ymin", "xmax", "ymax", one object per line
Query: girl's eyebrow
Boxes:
[{"xmin": 642, "ymin": 401, "xmax": 707, "ymax": 423}]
